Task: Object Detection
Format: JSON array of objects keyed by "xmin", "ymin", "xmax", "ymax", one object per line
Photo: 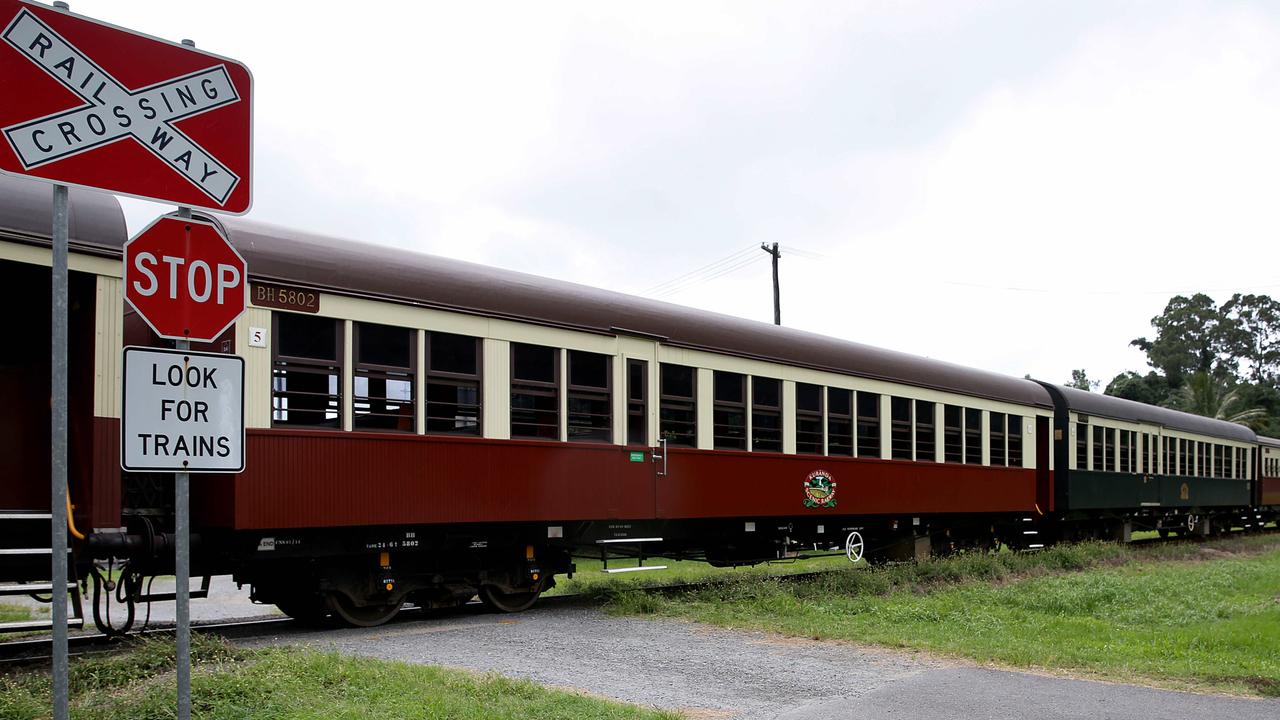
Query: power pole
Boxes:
[{"xmin": 760, "ymin": 242, "xmax": 781, "ymax": 325}]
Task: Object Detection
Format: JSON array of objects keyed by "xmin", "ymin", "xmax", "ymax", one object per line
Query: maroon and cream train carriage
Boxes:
[{"xmin": 0, "ymin": 173, "xmax": 1272, "ymax": 629}]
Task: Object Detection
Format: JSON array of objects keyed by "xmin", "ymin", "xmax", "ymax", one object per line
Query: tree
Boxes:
[
  {"xmin": 1220, "ymin": 293, "xmax": 1280, "ymax": 385},
  {"xmin": 1165, "ymin": 372, "xmax": 1268, "ymax": 429},
  {"xmin": 1104, "ymin": 371, "xmax": 1170, "ymax": 406},
  {"xmin": 1067, "ymin": 369, "xmax": 1098, "ymax": 391},
  {"xmin": 1131, "ymin": 294, "xmax": 1236, "ymax": 388}
]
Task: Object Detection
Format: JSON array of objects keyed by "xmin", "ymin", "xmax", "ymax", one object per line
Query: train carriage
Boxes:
[
  {"xmin": 1036, "ymin": 384, "xmax": 1261, "ymax": 538},
  {"xmin": 0, "ymin": 173, "xmax": 1273, "ymax": 630}
]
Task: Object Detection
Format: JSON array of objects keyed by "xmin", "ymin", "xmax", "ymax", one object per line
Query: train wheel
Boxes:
[
  {"xmin": 478, "ymin": 584, "xmax": 540, "ymax": 613},
  {"xmin": 329, "ymin": 592, "xmax": 403, "ymax": 627},
  {"xmin": 275, "ymin": 595, "xmax": 331, "ymax": 626}
]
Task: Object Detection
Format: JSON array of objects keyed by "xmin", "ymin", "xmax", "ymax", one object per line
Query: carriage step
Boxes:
[
  {"xmin": 0, "ymin": 512, "xmax": 53, "ymax": 521},
  {"xmin": 0, "ymin": 582, "xmax": 78, "ymax": 596},
  {"xmin": 0, "ymin": 618, "xmax": 84, "ymax": 633},
  {"xmin": 0, "ymin": 548, "xmax": 72, "ymax": 555},
  {"xmin": 602, "ymin": 565, "xmax": 668, "ymax": 574}
]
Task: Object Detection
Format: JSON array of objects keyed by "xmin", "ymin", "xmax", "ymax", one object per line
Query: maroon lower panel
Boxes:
[
  {"xmin": 1262, "ymin": 478, "xmax": 1280, "ymax": 506},
  {"xmin": 89, "ymin": 417, "xmax": 121, "ymax": 530},
  {"xmin": 657, "ymin": 448, "xmax": 1037, "ymax": 519},
  {"xmin": 205, "ymin": 430, "xmax": 1037, "ymax": 530},
  {"xmin": 221, "ymin": 430, "xmax": 658, "ymax": 530}
]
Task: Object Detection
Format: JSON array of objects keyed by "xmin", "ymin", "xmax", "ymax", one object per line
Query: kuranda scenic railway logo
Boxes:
[{"xmin": 803, "ymin": 470, "xmax": 837, "ymax": 508}]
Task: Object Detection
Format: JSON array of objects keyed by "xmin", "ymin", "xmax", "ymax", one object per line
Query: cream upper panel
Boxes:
[
  {"xmin": 659, "ymin": 344, "xmax": 1049, "ymax": 418},
  {"xmin": 1, "ymin": 240, "xmax": 122, "ymax": 277},
  {"xmin": 276, "ymin": 289, "xmax": 1049, "ymax": 420}
]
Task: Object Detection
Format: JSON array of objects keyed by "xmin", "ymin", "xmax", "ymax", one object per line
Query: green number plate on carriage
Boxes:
[{"xmin": 629, "ymin": 451, "xmax": 645, "ymax": 462}]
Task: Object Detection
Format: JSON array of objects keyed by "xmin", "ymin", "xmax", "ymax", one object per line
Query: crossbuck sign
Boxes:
[{"xmin": 0, "ymin": 1, "xmax": 252, "ymax": 213}]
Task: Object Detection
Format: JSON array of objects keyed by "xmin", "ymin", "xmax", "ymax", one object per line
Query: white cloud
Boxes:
[{"xmin": 88, "ymin": 0, "xmax": 1280, "ymax": 392}]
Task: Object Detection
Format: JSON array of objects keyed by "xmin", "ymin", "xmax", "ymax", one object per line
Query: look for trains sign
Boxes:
[
  {"xmin": 122, "ymin": 347, "xmax": 244, "ymax": 472},
  {"xmin": 0, "ymin": 1, "xmax": 252, "ymax": 213}
]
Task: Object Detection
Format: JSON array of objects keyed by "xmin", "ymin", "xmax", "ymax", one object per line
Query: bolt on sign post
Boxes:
[{"xmin": 0, "ymin": 3, "xmax": 252, "ymax": 719}]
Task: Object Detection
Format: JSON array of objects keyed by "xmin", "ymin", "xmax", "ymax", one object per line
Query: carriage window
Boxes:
[
  {"xmin": 1007, "ymin": 415, "xmax": 1022, "ymax": 467},
  {"xmin": 888, "ymin": 397, "xmax": 911, "ymax": 460},
  {"xmin": 1215, "ymin": 444, "xmax": 1227, "ymax": 478},
  {"xmin": 796, "ymin": 383, "xmax": 823, "ymax": 455},
  {"xmin": 567, "ymin": 350, "xmax": 611, "ymax": 442},
  {"xmin": 751, "ymin": 377, "xmax": 782, "ymax": 453},
  {"xmin": 659, "ymin": 364, "xmax": 696, "ymax": 447},
  {"xmin": 1092, "ymin": 426, "xmax": 1104, "ymax": 472},
  {"xmin": 426, "ymin": 331, "xmax": 481, "ymax": 435},
  {"xmin": 1076, "ymin": 421, "xmax": 1088, "ymax": 470},
  {"xmin": 989, "ymin": 413, "xmax": 1006, "ymax": 466},
  {"xmin": 827, "ymin": 388, "xmax": 853, "ymax": 457},
  {"xmin": 272, "ymin": 313, "xmax": 342, "ymax": 429},
  {"xmin": 916, "ymin": 401, "xmax": 936, "ymax": 462},
  {"xmin": 627, "ymin": 359, "xmax": 647, "ymax": 446},
  {"xmin": 714, "ymin": 371, "xmax": 747, "ymax": 451},
  {"xmin": 1119, "ymin": 430, "xmax": 1131, "ymax": 473},
  {"xmin": 944, "ymin": 405, "xmax": 963, "ymax": 463},
  {"xmin": 1141, "ymin": 433, "xmax": 1149, "ymax": 474},
  {"xmin": 511, "ymin": 343, "xmax": 558, "ymax": 440},
  {"xmin": 1104, "ymin": 428, "xmax": 1115, "ymax": 472},
  {"xmin": 353, "ymin": 322, "xmax": 415, "ymax": 432},
  {"xmin": 857, "ymin": 392, "xmax": 881, "ymax": 458},
  {"xmin": 1197, "ymin": 441, "xmax": 1208, "ymax": 477},
  {"xmin": 964, "ymin": 408, "xmax": 982, "ymax": 465},
  {"xmin": 1179, "ymin": 439, "xmax": 1189, "ymax": 475}
]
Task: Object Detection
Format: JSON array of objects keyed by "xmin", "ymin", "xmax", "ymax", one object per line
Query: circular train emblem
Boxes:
[{"xmin": 803, "ymin": 470, "xmax": 837, "ymax": 508}]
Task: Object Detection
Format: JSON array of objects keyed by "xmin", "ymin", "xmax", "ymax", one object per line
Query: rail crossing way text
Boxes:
[
  {"xmin": 122, "ymin": 347, "xmax": 244, "ymax": 473},
  {"xmin": 2, "ymin": 9, "xmax": 240, "ymax": 203}
]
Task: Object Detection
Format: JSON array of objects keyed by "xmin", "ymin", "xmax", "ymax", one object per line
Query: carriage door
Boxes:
[
  {"xmin": 1035, "ymin": 415, "xmax": 1052, "ymax": 513},
  {"xmin": 1139, "ymin": 431, "xmax": 1160, "ymax": 507}
]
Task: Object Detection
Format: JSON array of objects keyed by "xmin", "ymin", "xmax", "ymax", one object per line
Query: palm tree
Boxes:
[{"xmin": 1165, "ymin": 372, "xmax": 1268, "ymax": 428}]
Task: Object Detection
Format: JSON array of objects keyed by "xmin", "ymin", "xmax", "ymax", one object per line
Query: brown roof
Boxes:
[
  {"xmin": 1044, "ymin": 384, "xmax": 1257, "ymax": 443},
  {"xmin": 0, "ymin": 174, "xmax": 125, "ymax": 252},
  {"xmin": 0, "ymin": 174, "xmax": 1049, "ymax": 407},
  {"xmin": 220, "ymin": 217, "xmax": 1052, "ymax": 407}
]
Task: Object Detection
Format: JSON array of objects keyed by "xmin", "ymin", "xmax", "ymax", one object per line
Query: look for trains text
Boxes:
[{"xmin": 134, "ymin": 360, "xmax": 232, "ymax": 459}]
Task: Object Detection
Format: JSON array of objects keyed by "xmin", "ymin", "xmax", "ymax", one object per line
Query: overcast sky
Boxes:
[{"xmin": 75, "ymin": 0, "xmax": 1280, "ymax": 389}]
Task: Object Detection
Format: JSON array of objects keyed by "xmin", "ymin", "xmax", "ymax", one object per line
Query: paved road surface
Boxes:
[{"xmin": 262, "ymin": 600, "xmax": 1280, "ymax": 720}]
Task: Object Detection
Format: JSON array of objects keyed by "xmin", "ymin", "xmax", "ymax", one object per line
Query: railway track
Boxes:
[{"xmin": 3, "ymin": 527, "xmax": 1275, "ymax": 667}]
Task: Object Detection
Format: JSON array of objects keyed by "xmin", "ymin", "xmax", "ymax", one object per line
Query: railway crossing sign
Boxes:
[
  {"xmin": 124, "ymin": 214, "xmax": 247, "ymax": 343},
  {"xmin": 121, "ymin": 346, "xmax": 244, "ymax": 472},
  {"xmin": 0, "ymin": 0, "xmax": 253, "ymax": 213}
]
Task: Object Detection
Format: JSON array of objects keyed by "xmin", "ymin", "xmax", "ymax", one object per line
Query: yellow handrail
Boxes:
[{"xmin": 66, "ymin": 489, "xmax": 85, "ymax": 541}]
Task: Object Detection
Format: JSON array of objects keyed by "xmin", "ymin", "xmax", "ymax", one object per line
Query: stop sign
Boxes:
[{"xmin": 124, "ymin": 214, "xmax": 247, "ymax": 342}]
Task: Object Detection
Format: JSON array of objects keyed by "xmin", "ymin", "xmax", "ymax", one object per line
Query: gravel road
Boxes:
[{"xmin": 259, "ymin": 599, "xmax": 1280, "ymax": 720}]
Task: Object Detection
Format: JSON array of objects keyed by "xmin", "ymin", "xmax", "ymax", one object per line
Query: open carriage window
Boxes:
[
  {"xmin": 272, "ymin": 313, "xmax": 341, "ymax": 429},
  {"xmin": 426, "ymin": 331, "xmax": 481, "ymax": 435},
  {"xmin": 511, "ymin": 343, "xmax": 558, "ymax": 440},
  {"xmin": 353, "ymin": 322, "xmax": 415, "ymax": 432}
]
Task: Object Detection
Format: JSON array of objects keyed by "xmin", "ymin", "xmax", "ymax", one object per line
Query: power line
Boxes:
[
  {"xmin": 652, "ymin": 253, "xmax": 764, "ymax": 299},
  {"xmin": 643, "ymin": 244, "xmax": 757, "ymax": 295}
]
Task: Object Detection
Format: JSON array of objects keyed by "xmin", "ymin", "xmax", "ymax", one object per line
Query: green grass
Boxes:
[
  {"xmin": 0, "ymin": 602, "xmax": 36, "ymax": 623},
  {"xmin": 548, "ymin": 551, "xmax": 854, "ymax": 597},
  {"xmin": 0, "ymin": 636, "xmax": 680, "ymax": 720},
  {"xmin": 603, "ymin": 535, "xmax": 1280, "ymax": 697}
]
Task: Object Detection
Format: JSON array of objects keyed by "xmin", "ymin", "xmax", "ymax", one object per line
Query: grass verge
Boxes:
[
  {"xmin": 547, "ymin": 552, "xmax": 852, "ymax": 597},
  {"xmin": 603, "ymin": 534, "xmax": 1280, "ymax": 697},
  {"xmin": 0, "ymin": 602, "xmax": 36, "ymax": 624},
  {"xmin": 0, "ymin": 635, "xmax": 680, "ymax": 720}
]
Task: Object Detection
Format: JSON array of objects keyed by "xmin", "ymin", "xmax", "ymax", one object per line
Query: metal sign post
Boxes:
[
  {"xmin": 175, "ymin": 205, "xmax": 191, "ymax": 720},
  {"xmin": 50, "ymin": 181, "xmax": 69, "ymax": 720}
]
